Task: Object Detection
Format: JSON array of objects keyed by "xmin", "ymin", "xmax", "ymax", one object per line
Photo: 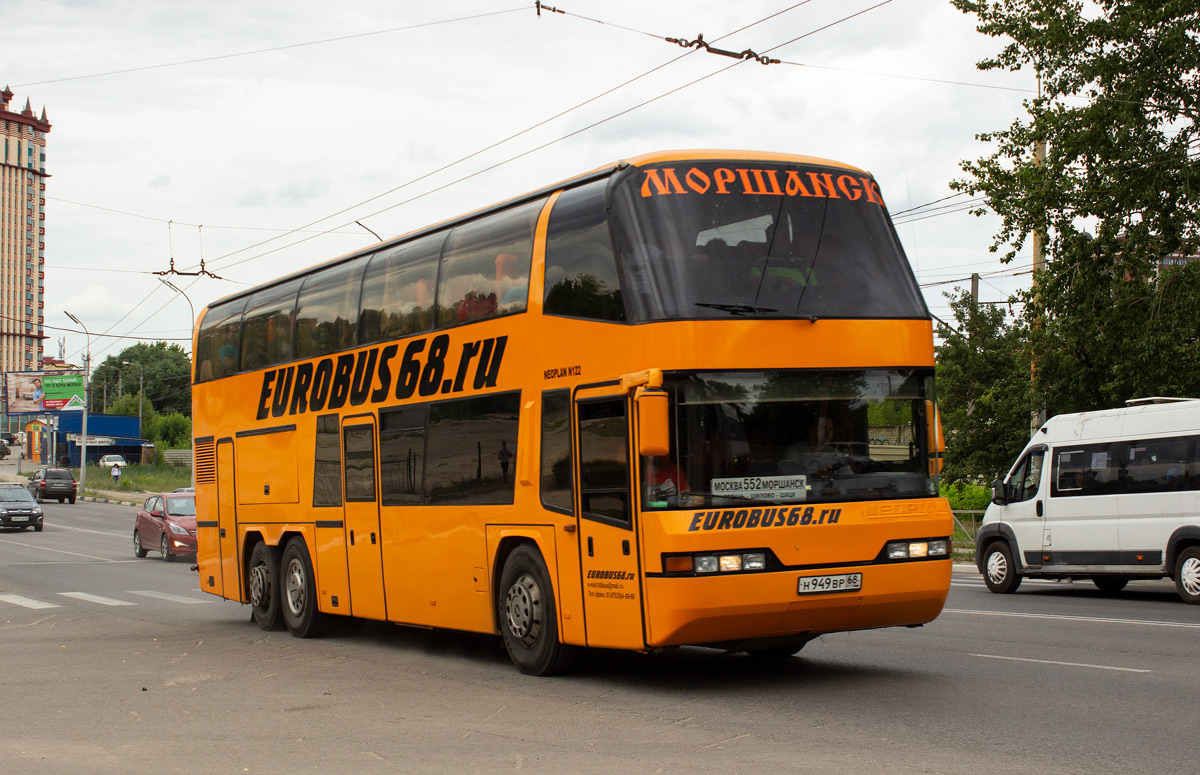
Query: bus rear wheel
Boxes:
[
  {"xmin": 281, "ymin": 538, "xmax": 328, "ymax": 637},
  {"xmin": 983, "ymin": 542, "xmax": 1021, "ymax": 594},
  {"xmin": 1174, "ymin": 547, "xmax": 1200, "ymax": 605},
  {"xmin": 248, "ymin": 542, "xmax": 282, "ymax": 631},
  {"xmin": 499, "ymin": 544, "xmax": 574, "ymax": 676}
]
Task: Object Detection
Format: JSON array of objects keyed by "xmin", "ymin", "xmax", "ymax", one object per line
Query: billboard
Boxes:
[{"xmin": 5, "ymin": 370, "xmax": 86, "ymax": 414}]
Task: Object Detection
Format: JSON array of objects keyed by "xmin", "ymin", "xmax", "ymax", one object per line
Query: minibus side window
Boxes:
[{"xmin": 1008, "ymin": 450, "xmax": 1045, "ymax": 503}]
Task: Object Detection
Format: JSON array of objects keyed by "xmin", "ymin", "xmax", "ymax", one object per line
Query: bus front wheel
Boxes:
[
  {"xmin": 248, "ymin": 542, "xmax": 282, "ymax": 631},
  {"xmin": 281, "ymin": 538, "xmax": 328, "ymax": 637},
  {"xmin": 498, "ymin": 544, "xmax": 574, "ymax": 676},
  {"xmin": 983, "ymin": 542, "xmax": 1021, "ymax": 594}
]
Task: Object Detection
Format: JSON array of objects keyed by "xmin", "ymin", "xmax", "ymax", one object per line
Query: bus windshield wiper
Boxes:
[{"xmin": 694, "ymin": 302, "xmax": 778, "ymax": 316}]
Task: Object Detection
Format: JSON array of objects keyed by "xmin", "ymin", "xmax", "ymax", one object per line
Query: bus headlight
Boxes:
[
  {"xmin": 719, "ymin": 555, "xmax": 742, "ymax": 572},
  {"xmin": 885, "ymin": 539, "xmax": 950, "ymax": 560},
  {"xmin": 666, "ymin": 551, "xmax": 771, "ymax": 575}
]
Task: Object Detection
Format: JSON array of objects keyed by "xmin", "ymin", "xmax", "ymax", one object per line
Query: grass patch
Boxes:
[{"xmin": 75, "ymin": 463, "xmax": 192, "ymax": 496}]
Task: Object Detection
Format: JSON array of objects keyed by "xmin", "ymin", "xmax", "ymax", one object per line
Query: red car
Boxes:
[{"xmin": 134, "ymin": 493, "xmax": 197, "ymax": 561}]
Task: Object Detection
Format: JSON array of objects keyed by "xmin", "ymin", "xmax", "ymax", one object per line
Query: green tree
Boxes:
[
  {"xmin": 91, "ymin": 341, "xmax": 192, "ymax": 417},
  {"xmin": 952, "ymin": 0, "xmax": 1200, "ymax": 415},
  {"xmin": 936, "ymin": 290, "xmax": 1032, "ymax": 483},
  {"xmin": 146, "ymin": 413, "xmax": 192, "ymax": 449}
]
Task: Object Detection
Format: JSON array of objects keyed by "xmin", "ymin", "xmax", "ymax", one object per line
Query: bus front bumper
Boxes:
[{"xmin": 642, "ymin": 558, "xmax": 951, "ymax": 648}]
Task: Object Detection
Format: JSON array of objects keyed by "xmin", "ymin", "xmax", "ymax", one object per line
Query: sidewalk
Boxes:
[{"xmin": 0, "ymin": 452, "xmax": 151, "ymax": 507}]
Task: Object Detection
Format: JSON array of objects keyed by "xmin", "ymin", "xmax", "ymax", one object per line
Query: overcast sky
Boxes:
[{"xmin": 3, "ymin": 0, "xmax": 1036, "ymax": 368}]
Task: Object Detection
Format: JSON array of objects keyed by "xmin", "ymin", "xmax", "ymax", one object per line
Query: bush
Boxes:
[{"xmin": 940, "ymin": 481, "xmax": 991, "ymax": 511}]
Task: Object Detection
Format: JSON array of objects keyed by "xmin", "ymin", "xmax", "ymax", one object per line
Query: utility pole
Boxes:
[
  {"xmin": 64, "ymin": 311, "xmax": 90, "ymax": 492},
  {"xmin": 1030, "ymin": 138, "xmax": 1048, "ymax": 437}
]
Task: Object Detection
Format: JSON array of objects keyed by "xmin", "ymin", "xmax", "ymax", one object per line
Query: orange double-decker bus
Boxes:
[{"xmin": 191, "ymin": 150, "xmax": 951, "ymax": 674}]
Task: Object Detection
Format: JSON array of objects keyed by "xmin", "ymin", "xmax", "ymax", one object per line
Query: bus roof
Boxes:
[{"xmin": 199, "ymin": 149, "xmax": 876, "ymax": 320}]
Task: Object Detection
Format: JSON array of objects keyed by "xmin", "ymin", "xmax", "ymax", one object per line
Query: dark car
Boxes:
[
  {"xmin": 0, "ymin": 483, "xmax": 43, "ymax": 531},
  {"xmin": 134, "ymin": 493, "xmax": 197, "ymax": 561},
  {"xmin": 27, "ymin": 468, "xmax": 78, "ymax": 504}
]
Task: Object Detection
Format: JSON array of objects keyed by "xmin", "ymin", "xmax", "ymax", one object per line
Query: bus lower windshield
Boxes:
[{"xmin": 642, "ymin": 369, "xmax": 937, "ymax": 509}]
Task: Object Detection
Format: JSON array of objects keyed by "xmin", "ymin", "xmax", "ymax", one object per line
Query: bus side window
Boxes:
[
  {"xmin": 240, "ymin": 279, "xmax": 301, "ymax": 371},
  {"xmin": 379, "ymin": 405, "xmax": 427, "ymax": 506},
  {"xmin": 424, "ymin": 391, "xmax": 521, "ymax": 505},
  {"xmin": 544, "ymin": 179, "xmax": 625, "ymax": 322},
  {"xmin": 437, "ymin": 199, "xmax": 543, "ymax": 327},
  {"xmin": 313, "ymin": 414, "xmax": 343, "ymax": 507},
  {"xmin": 540, "ymin": 390, "xmax": 573, "ymax": 513},
  {"xmin": 294, "ymin": 256, "xmax": 368, "ymax": 359},
  {"xmin": 195, "ymin": 298, "xmax": 247, "ymax": 382},
  {"xmin": 577, "ymin": 398, "xmax": 630, "ymax": 524},
  {"xmin": 359, "ymin": 233, "xmax": 443, "ymax": 345}
]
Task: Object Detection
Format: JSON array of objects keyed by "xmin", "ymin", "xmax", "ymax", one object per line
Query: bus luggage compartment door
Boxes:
[{"xmin": 575, "ymin": 391, "xmax": 645, "ymax": 650}]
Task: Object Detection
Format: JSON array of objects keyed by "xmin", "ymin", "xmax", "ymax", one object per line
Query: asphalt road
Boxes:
[{"xmin": 2, "ymin": 500, "xmax": 1197, "ymax": 774}]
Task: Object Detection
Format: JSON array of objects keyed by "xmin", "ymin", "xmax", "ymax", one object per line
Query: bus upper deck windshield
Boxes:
[{"xmin": 609, "ymin": 161, "xmax": 928, "ymax": 321}]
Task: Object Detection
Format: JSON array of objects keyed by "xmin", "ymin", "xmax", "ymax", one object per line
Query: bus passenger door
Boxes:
[
  {"xmin": 216, "ymin": 439, "xmax": 241, "ymax": 601},
  {"xmin": 342, "ymin": 418, "xmax": 386, "ymax": 620},
  {"xmin": 575, "ymin": 389, "xmax": 645, "ymax": 650}
]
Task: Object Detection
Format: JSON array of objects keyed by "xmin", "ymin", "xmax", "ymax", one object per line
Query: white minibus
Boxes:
[{"xmin": 976, "ymin": 398, "xmax": 1200, "ymax": 603}]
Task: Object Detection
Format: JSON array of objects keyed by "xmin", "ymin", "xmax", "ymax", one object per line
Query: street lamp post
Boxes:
[
  {"xmin": 158, "ymin": 277, "xmax": 197, "ymax": 490},
  {"xmin": 122, "ymin": 360, "xmax": 144, "ymax": 439},
  {"xmin": 64, "ymin": 311, "xmax": 90, "ymax": 492},
  {"xmin": 158, "ymin": 277, "xmax": 195, "ymax": 334}
]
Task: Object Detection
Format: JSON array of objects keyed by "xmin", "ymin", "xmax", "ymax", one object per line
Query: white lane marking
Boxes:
[
  {"xmin": 58, "ymin": 592, "xmax": 136, "ymax": 606},
  {"xmin": 0, "ymin": 539, "xmax": 119, "ymax": 562},
  {"xmin": 944, "ymin": 608, "xmax": 1200, "ymax": 629},
  {"xmin": 51, "ymin": 523, "xmax": 130, "ymax": 538},
  {"xmin": 971, "ymin": 653, "xmax": 1151, "ymax": 673},
  {"xmin": 129, "ymin": 590, "xmax": 210, "ymax": 604},
  {"xmin": 0, "ymin": 593, "xmax": 61, "ymax": 609}
]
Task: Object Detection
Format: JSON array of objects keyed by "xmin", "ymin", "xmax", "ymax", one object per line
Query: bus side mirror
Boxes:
[
  {"xmin": 925, "ymin": 400, "xmax": 945, "ymax": 475},
  {"xmin": 636, "ymin": 387, "xmax": 670, "ymax": 457},
  {"xmin": 991, "ymin": 478, "xmax": 1008, "ymax": 506}
]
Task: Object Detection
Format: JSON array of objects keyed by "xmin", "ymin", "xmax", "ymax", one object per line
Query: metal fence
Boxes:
[{"xmin": 162, "ymin": 449, "xmax": 193, "ymax": 466}]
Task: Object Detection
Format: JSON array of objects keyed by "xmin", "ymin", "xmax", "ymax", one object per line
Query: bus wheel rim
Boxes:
[
  {"xmin": 250, "ymin": 563, "xmax": 269, "ymax": 607},
  {"xmin": 506, "ymin": 573, "xmax": 541, "ymax": 646},
  {"xmin": 1183, "ymin": 557, "xmax": 1200, "ymax": 597},
  {"xmin": 285, "ymin": 559, "xmax": 305, "ymax": 616},
  {"xmin": 987, "ymin": 551, "xmax": 1007, "ymax": 584}
]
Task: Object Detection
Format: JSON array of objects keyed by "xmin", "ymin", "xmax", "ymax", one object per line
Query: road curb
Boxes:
[{"xmin": 80, "ymin": 496, "xmax": 139, "ymax": 507}]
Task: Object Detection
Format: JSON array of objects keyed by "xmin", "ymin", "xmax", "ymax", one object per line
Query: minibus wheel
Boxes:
[
  {"xmin": 1174, "ymin": 547, "xmax": 1200, "ymax": 604},
  {"xmin": 983, "ymin": 542, "xmax": 1021, "ymax": 594},
  {"xmin": 248, "ymin": 541, "xmax": 282, "ymax": 631},
  {"xmin": 1092, "ymin": 576, "xmax": 1128, "ymax": 594},
  {"xmin": 498, "ymin": 544, "xmax": 575, "ymax": 675}
]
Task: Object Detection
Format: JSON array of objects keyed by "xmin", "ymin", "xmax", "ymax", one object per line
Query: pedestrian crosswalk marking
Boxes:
[
  {"xmin": 129, "ymin": 590, "xmax": 210, "ymax": 604},
  {"xmin": 1, "ymin": 590, "xmax": 213, "ymax": 609},
  {"xmin": 0, "ymin": 593, "xmax": 61, "ymax": 609},
  {"xmin": 58, "ymin": 592, "xmax": 136, "ymax": 606}
]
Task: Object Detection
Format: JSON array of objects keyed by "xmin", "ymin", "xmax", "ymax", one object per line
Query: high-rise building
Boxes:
[{"xmin": 1, "ymin": 85, "xmax": 50, "ymax": 372}]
